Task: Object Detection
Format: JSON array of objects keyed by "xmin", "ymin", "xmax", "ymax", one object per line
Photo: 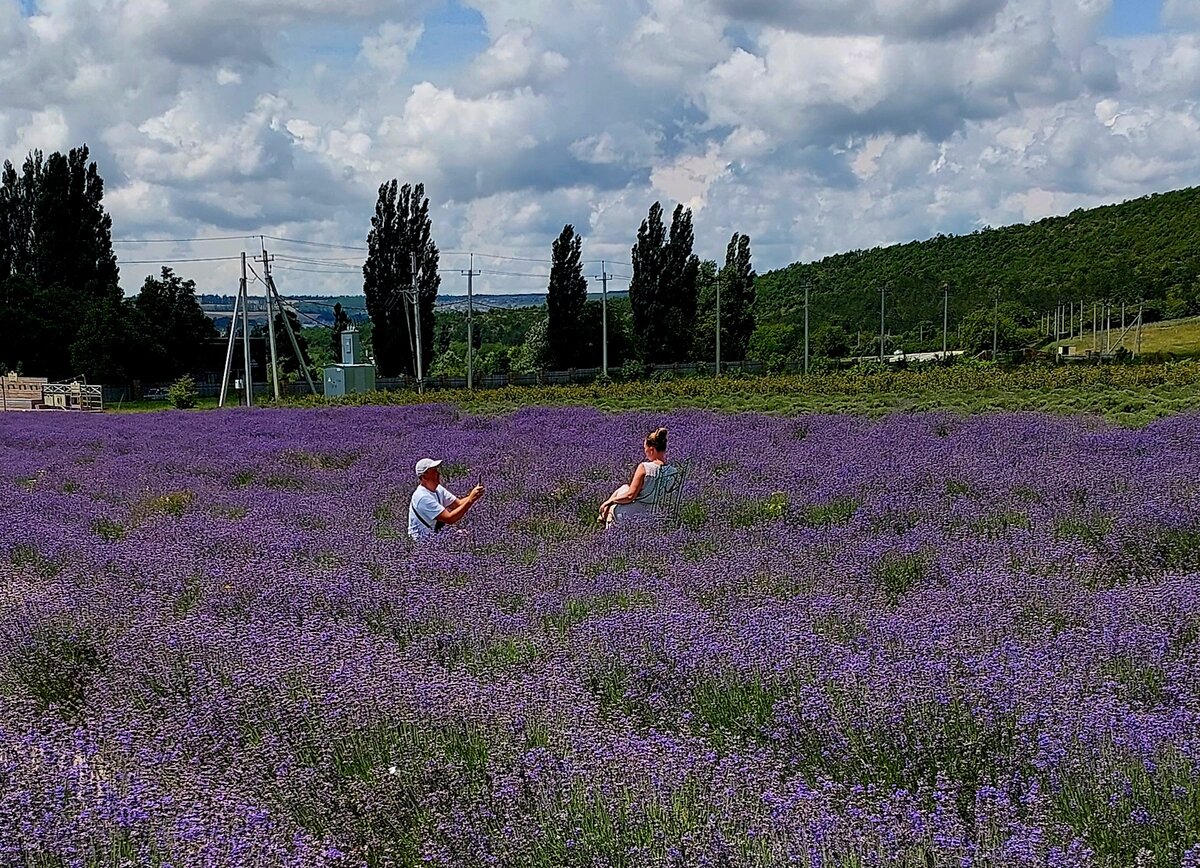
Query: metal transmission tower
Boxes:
[
  {"xmin": 256, "ymin": 243, "xmax": 318, "ymax": 398},
  {"xmin": 461, "ymin": 254, "xmax": 481, "ymax": 389},
  {"xmin": 218, "ymin": 252, "xmax": 254, "ymax": 407}
]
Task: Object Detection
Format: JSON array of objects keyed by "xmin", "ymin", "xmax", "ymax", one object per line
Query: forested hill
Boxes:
[{"xmin": 755, "ymin": 186, "xmax": 1200, "ymax": 337}]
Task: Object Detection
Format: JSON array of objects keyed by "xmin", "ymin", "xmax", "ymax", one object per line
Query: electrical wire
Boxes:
[
  {"xmin": 112, "ymin": 235, "xmax": 257, "ymax": 244},
  {"xmin": 120, "ymin": 255, "xmax": 244, "ymax": 264}
]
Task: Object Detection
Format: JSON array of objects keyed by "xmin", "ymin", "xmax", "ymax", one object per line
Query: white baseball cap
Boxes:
[{"xmin": 414, "ymin": 458, "xmax": 443, "ymax": 477}]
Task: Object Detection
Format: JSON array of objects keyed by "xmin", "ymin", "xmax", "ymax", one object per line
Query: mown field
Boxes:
[
  {"xmin": 2, "ymin": 405, "xmax": 1199, "ymax": 867},
  {"xmin": 1049, "ymin": 316, "xmax": 1200, "ymax": 358}
]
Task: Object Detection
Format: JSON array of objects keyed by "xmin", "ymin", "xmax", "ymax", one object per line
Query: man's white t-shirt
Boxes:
[{"xmin": 409, "ymin": 484, "xmax": 456, "ymax": 540}]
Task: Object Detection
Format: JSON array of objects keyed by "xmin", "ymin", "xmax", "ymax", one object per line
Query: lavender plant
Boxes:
[{"xmin": 1, "ymin": 406, "xmax": 1198, "ymax": 867}]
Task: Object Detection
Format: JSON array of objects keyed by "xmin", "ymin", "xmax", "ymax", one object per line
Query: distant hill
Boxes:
[{"xmin": 755, "ymin": 187, "xmax": 1200, "ymax": 341}]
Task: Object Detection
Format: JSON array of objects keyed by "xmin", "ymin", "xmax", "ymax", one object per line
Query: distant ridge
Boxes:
[{"xmin": 756, "ymin": 186, "xmax": 1200, "ymax": 335}]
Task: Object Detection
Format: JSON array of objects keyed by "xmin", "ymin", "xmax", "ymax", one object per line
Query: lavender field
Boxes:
[{"xmin": 2, "ymin": 406, "xmax": 1199, "ymax": 868}]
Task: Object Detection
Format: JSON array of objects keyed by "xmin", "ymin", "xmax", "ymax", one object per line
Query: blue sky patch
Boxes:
[
  {"xmin": 1103, "ymin": 0, "xmax": 1162, "ymax": 37},
  {"xmin": 411, "ymin": 0, "xmax": 490, "ymax": 74}
]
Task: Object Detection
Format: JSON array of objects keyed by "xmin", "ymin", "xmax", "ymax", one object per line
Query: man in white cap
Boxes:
[{"xmin": 408, "ymin": 458, "xmax": 485, "ymax": 541}]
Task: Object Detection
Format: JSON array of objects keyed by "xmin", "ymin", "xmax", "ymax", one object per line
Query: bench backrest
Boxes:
[{"xmin": 639, "ymin": 462, "xmax": 687, "ymax": 518}]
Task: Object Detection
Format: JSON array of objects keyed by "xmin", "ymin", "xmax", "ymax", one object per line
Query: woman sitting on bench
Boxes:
[{"xmin": 597, "ymin": 427, "xmax": 677, "ymax": 527}]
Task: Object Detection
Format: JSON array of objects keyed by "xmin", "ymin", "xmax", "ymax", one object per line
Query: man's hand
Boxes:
[{"xmin": 438, "ymin": 485, "xmax": 486, "ymax": 526}]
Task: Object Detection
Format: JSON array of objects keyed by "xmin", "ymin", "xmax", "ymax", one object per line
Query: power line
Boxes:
[
  {"xmin": 120, "ymin": 255, "xmax": 243, "ymax": 264},
  {"xmin": 275, "ymin": 254, "xmax": 363, "ymax": 266},
  {"xmin": 113, "ymin": 235, "xmax": 257, "ymax": 244},
  {"xmin": 272, "ymin": 264, "xmax": 363, "ymax": 275},
  {"xmin": 261, "ymin": 234, "xmax": 369, "ymax": 252}
]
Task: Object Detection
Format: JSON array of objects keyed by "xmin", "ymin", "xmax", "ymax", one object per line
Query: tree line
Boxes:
[
  {"xmin": 5, "ymin": 145, "xmax": 1200, "ymax": 386},
  {"xmin": 363, "ymin": 181, "xmax": 758, "ymax": 378},
  {"xmin": 0, "ymin": 146, "xmax": 216, "ymax": 382}
]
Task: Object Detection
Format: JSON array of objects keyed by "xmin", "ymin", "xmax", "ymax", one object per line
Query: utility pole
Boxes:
[
  {"xmin": 257, "ymin": 239, "xmax": 280, "ymax": 401},
  {"xmin": 241, "ymin": 254, "xmax": 252, "ymax": 405},
  {"xmin": 1135, "ymin": 300, "xmax": 1144, "ymax": 357},
  {"xmin": 879, "ymin": 285, "xmax": 886, "ymax": 363},
  {"xmin": 992, "ymin": 291, "xmax": 999, "ymax": 359},
  {"xmin": 218, "ymin": 253, "xmax": 254, "ymax": 407},
  {"xmin": 942, "ymin": 283, "xmax": 949, "ymax": 359},
  {"xmin": 1092, "ymin": 303, "xmax": 1098, "ymax": 352},
  {"xmin": 411, "ymin": 251, "xmax": 424, "ymax": 393},
  {"xmin": 462, "ymin": 254, "xmax": 480, "ymax": 389},
  {"xmin": 715, "ymin": 267, "xmax": 721, "ymax": 376},
  {"xmin": 592, "ymin": 262, "xmax": 610, "ymax": 377},
  {"xmin": 803, "ymin": 279, "xmax": 810, "ymax": 374}
]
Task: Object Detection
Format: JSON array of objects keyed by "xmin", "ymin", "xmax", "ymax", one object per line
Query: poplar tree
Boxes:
[
  {"xmin": 545, "ymin": 224, "xmax": 588, "ymax": 369},
  {"xmin": 363, "ymin": 181, "xmax": 440, "ymax": 377},
  {"xmin": 695, "ymin": 233, "xmax": 756, "ymax": 361},
  {"xmin": 629, "ymin": 202, "xmax": 699, "ymax": 363}
]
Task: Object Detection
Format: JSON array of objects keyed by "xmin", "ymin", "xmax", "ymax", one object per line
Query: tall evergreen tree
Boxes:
[
  {"xmin": 545, "ymin": 224, "xmax": 588, "ymax": 369},
  {"xmin": 363, "ymin": 181, "xmax": 440, "ymax": 377},
  {"xmin": 629, "ymin": 202, "xmax": 666, "ymax": 361},
  {"xmin": 712, "ymin": 233, "xmax": 755, "ymax": 360},
  {"xmin": 629, "ymin": 202, "xmax": 700, "ymax": 363}
]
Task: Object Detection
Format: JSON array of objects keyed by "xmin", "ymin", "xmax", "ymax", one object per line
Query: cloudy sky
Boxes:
[{"xmin": 2, "ymin": 0, "xmax": 1198, "ymax": 297}]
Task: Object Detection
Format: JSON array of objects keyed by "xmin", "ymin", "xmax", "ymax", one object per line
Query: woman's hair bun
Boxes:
[{"xmin": 646, "ymin": 427, "xmax": 668, "ymax": 451}]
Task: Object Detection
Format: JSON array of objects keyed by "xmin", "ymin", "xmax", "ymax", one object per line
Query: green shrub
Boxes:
[{"xmin": 167, "ymin": 375, "xmax": 199, "ymax": 409}]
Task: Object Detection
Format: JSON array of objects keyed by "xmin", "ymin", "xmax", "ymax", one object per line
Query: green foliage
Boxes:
[
  {"xmin": 167, "ymin": 374, "xmax": 199, "ymax": 409},
  {"xmin": 0, "ymin": 146, "xmax": 119, "ymax": 380},
  {"xmin": 873, "ymin": 550, "xmax": 932, "ymax": 603},
  {"xmin": 8, "ymin": 624, "xmax": 102, "ymax": 717},
  {"xmin": 958, "ymin": 301, "xmax": 1028, "ymax": 355},
  {"xmin": 131, "ymin": 267, "xmax": 218, "ymax": 380},
  {"xmin": 69, "ymin": 291, "xmax": 139, "ymax": 383},
  {"xmin": 753, "ymin": 187, "xmax": 1200, "ymax": 356},
  {"xmin": 813, "ymin": 323, "xmax": 851, "ymax": 358},
  {"xmin": 691, "ymin": 673, "xmax": 777, "ymax": 746},
  {"xmin": 730, "ymin": 491, "xmax": 790, "ymax": 527},
  {"xmin": 91, "ymin": 517, "xmax": 127, "ymax": 541},
  {"xmin": 800, "ymin": 496, "xmax": 860, "ymax": 527},
  {"xmin": 693, "ymin": 235, "xmax": 758, "ymax": 363},
  {"xmin": 747, "ymin": 323, "xmax": 801, "ymax": 372},
  {"xmin": 363, "ymin": 180, "xmax": 439, "ymax": 377}
]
